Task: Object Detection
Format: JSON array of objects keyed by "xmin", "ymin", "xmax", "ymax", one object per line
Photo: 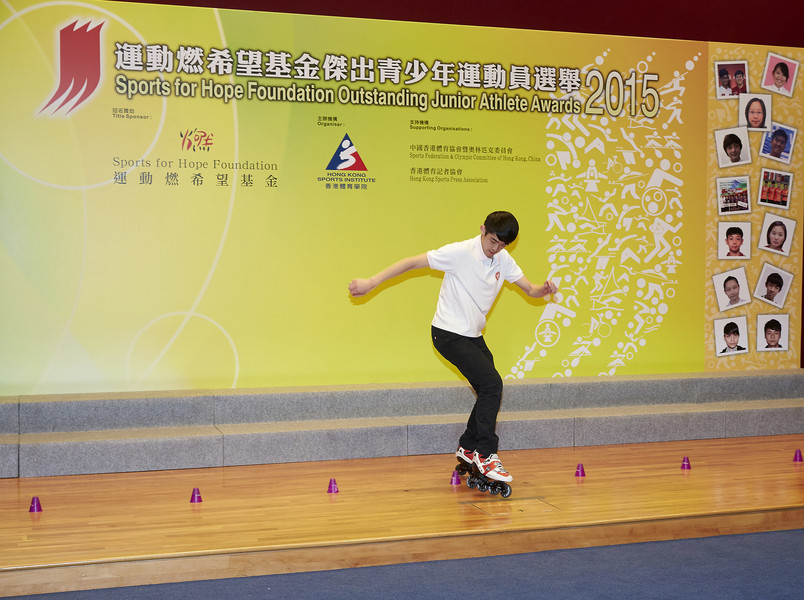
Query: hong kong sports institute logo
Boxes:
[
  {"xmin": 326, "ymin": 134, "xmax": 367, "ymax": 171},
  {"xmin": 39, "ymin": 20, "xmax": 105, "ymax": 116}
]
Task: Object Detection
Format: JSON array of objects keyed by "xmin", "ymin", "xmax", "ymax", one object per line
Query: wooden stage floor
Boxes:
[{"xmin": 2, "ymin": 435, "xmax": 803, "ymax": 597}]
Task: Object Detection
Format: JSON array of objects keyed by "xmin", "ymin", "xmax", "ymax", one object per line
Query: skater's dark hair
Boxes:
[{"xmin": 484, "ymin": 211, "xmax": 519, "ymax": 245}]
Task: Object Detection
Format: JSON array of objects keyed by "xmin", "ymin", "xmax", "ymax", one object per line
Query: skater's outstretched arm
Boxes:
[
  {"xmin": 348, "ymin": 254, "xmax": 429, "ymax": 297},
  {"xmin": 514, "ymin": 276, "xmax": 558, "ymax": 298}
]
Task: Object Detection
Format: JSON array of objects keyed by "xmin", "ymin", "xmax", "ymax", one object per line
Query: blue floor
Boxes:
[{"xmin": 12, "ymin": 529, "xmax": 804, "ymax": 600}]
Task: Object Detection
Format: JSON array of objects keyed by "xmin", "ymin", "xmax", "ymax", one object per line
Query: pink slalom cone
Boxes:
[
  {"xmin": 28, "ymin": 496, "xmax": 42, "ymax": 513},
  {"xmin": 450, "ymin": 470, "xmax": 461, "ymax": 485},
  {"xmin": 794, "ymin": 449, "xmax": 803, "ymax": 462},
  {"xmin": 327, "ymin": 478, "xmax": 339, "ymax": 493},
  {"xmin": 575, "ymin": 463, "xmax": 586, "ymax": 477},
  {"xmin": 190, "ymin": 487, "xmax": 203, "ymax": 503},
  {"xmin": 681, "ymin": 456, "xmax": 691, "ymax": 470}
]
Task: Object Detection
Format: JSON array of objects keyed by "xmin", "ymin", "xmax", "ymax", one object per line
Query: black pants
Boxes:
[{"xmin": 431, "ymin": 326, "xmax": 503, "ymax": 457}]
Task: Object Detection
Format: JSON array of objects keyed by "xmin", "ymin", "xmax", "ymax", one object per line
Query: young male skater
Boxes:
[{"xmin": 348, "ymin": 211, "xmax": 557, "ymax": 483}]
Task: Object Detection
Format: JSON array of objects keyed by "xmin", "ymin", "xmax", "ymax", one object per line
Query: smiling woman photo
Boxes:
[
  {"xmin": 771, "ymin": 62, "xmax": 789, "ymax": 92},
  {"xmin": 762, "ymin": 53, "xmax": 799, "ymax": 97}
]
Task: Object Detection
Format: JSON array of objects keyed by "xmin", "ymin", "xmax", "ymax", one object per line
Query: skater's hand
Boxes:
[
  {"xmin": 514, "ymin": 276, "xmax": 558, "ymax": 298},
  {"xmin": 541, "ymin": 280, "xmax": 558, "ymax": 296},
  {"xmin": 348, "ymin": 278, "xmax": 375, "ymax": 297}
]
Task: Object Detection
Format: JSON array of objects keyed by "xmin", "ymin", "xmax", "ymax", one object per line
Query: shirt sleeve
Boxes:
[
  {"xmin": 426, "ymin": 240, "xmax": 462, "ymax": 273},
  {"xmin": 501, "ymin": 252, "xmax": 524, "ymax": 283}
]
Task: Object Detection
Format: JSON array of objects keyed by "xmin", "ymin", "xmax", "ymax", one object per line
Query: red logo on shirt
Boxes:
[{"xmin": 495, "ymin": 271, "xmax": 500, "ymax": 280}]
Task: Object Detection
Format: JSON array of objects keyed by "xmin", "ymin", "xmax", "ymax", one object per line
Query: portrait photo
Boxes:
[
  {"xmin": 759, "ymin": 123, "xmax": 797, "ymax": 165},
  {"xmin": 757, "ymin": 168, "xmax": 793, "ymax": 210},
  {"xmin": 738, "ymin": 94, "xmax": 772, "ymax": 131},
  {"xmin": 714, "ymin": 60, "xmax": 749, "ymax": 98},
  {"xmin": 717, "ymin": 222, "xmax": 751, "ymax": 260},
  {"xmin": 715, "ymin": 126, "xmax": 751, "ymax": 168},
  {"xmin": 753, "ymin": 263, "xmax": 793, "ymax": 308},
  {"xmin": 714, "ymin": 316, "xmax": 749, "ymax": 357},
  {"xmin": 758, "ymin": 213, "xmax": 796, "ymax": 257},
  {"xmin": 761, "ymin": 52, "xmax": 799, "ymax": 97},
  {"xmin": 756, "ymin": 314, "xmax": 789, "ymax": 352},
  {"xmin": 713, "ymin": 267, "xmax": 750, "ymax": 312}
]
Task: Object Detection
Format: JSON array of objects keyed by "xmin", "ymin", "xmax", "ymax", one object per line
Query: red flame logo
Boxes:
[{"xmin": 40, "ymin": 20, "xmax": 104, "ymax": 115}]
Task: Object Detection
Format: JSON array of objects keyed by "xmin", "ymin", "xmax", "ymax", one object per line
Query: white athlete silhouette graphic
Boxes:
[{"xmin": 338, "ymin": 139, "xmax": 357, "ymax": 169}]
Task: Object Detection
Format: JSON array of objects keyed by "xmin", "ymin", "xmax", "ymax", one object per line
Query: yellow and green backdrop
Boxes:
[{"xmin": 1, "ymin": 0, "xmax": 801, "ymax": 395}]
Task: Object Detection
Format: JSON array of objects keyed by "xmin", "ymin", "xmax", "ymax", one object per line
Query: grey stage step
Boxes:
[{"xmin": 2, "ymin": 370, "xmax": 803, "ymax": 477}]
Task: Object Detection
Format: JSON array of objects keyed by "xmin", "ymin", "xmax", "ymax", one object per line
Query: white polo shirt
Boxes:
[{"xmin": 427, "ymin": 235, "xmax": 524, "ymax": 337}]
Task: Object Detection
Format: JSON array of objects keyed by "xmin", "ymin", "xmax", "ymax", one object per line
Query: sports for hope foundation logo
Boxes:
[{"xmin": 39, "ymin": 19, "xmax": 105, "ymax": 116}]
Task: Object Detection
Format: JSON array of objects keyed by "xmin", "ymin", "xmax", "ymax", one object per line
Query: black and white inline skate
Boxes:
[{"xmin": 455, "ymin": 460, "xmax": 512, "ymax": 498}]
